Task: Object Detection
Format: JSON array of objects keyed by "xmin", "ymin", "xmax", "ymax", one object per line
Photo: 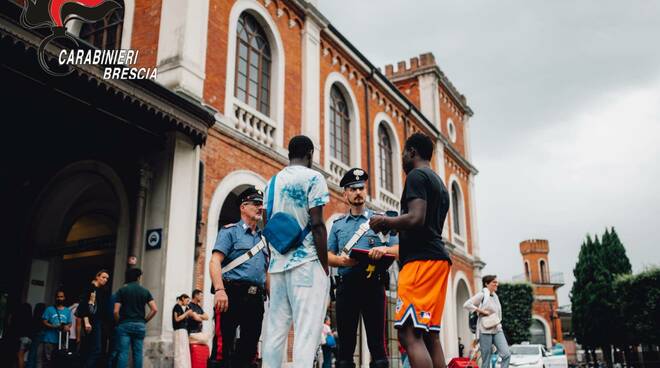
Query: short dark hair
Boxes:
[
  {"xmin": 288, "ymin": 135, "xmax": 314, "ymax": 160},
  {"xmin": 192, "ymin": 289, "xmax": 203, "ymax": 299},
  {"xmin": 125, "ymin": 268, "xmax": 143, "ymax": 283},
  {"xmin": 482, "ymin": 274, "xmax": 497, "ymax": 287},
  {"xmin": 405, "ymin": 133, "xmax": 434, "ymax": 161},
  {"xmin": 177, "ymin": 293, "xmax": 190, "ymax": 301}
]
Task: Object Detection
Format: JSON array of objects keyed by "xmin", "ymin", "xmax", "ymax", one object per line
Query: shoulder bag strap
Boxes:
[{"xmin": 267, "ymin": 175, "xmax": 277, "ymax": 220}]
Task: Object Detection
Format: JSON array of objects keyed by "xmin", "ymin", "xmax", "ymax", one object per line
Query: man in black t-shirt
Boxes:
[
  {"xmin": 187, "ymin": 289, "xmax": 210, "ymax": 344},
  {"xmin": 370, "ymin": 133, "xmax": 451, "ymax": 368}
]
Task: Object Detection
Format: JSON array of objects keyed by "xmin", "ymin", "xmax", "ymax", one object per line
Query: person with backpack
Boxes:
[
  {"xmin": 320, "ymin": 316, "xmax": 336, "ymax": 368},
  {"xmin": 463, "ymin": 275, "xmax": 511, "ymax": 368},
  {"xmin": 261, "ymin": 135, "xmax": 331, "ymax": 367}
]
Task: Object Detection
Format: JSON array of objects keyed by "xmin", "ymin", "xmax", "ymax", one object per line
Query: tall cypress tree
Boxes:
[{"xmin": 571, "ymin": 228, "xmax": 633, "ymax": 367}]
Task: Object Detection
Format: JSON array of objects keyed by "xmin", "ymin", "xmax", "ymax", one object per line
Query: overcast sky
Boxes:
[{"xmin": 318, "ymin": 0, "xmax": 660, "ymax": 305}]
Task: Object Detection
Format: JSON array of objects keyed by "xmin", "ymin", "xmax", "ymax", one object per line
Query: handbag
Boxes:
[
  {"xmin": 262, "ymin": 174, "xmax": 310, "ymax": 254},
  {"xmin": 480, "ymin": 311, "xmax": 501, "ymax": 329}
]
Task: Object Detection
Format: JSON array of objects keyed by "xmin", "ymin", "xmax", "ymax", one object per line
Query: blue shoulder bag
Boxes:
[{"xmin": 263, "ymin": 174, "xmax": 311, "ymax": 254}]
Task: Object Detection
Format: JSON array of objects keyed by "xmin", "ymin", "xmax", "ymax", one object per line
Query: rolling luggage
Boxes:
[{"xmin": 52, "ymin": 331, "xmax": 82, "ymax": 368}]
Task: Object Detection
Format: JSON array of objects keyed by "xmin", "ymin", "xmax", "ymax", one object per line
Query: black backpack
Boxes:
[{"xmin": 468, "ymin": 291, "xmax": 486, "ymax": 334}]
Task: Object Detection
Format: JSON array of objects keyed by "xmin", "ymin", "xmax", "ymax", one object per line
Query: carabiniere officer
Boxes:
[
  {"xmin": 328, "ymin": 168, "xmax": 400, "ymax": 368},
  {"xmin": 209, "ymin": 186, "xmax": 268, "ymax": 368}
]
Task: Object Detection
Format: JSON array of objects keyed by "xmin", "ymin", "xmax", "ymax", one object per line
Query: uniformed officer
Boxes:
[
  {"xmin": 209, "ymin": 186, "xmax": 268, "ymax": 368},
  {"xmin": 328, "ymin": 168, "xmax": 400, "ymax": 368}
]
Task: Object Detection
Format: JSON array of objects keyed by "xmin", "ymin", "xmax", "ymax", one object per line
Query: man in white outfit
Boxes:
[{"xmin": 262, "ymin": 135, "xmax": 331, "ymax": 367}]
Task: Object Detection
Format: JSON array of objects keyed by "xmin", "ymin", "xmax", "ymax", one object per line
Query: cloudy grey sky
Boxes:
[{"xmin": 318, "ymin": 0, "xmax": 660, "ymax": 305}]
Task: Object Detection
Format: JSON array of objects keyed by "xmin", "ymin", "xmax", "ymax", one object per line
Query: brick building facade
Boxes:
[{"xmin": 2, "ymin": 0, "xmax": 484, "ymax": 366}]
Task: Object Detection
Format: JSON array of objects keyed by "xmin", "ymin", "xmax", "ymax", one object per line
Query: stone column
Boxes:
[
  {"xmin": 418, "ymin": 73, "xmax": 441, "ymax": 127},
  {"xmin": 142, "ymin": 132, "xmax": 200, "ymax": 367},
  {"xmin": 156, "ymin": 0, "xmax": 210, "ymax": 99},
  {"xmin": 130, "ymin": 160, "xmax": 152, "ymax": 267}
]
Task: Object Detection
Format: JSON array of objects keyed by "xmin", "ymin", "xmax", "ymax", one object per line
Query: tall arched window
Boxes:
[
  {"xmin": 525, "ymin": 262, "xmax": 530, "ymax": 281},
  {"xmin": 540, "ymin": 260, "xmax": 547, "ymax": 283},
  {"xmin": 451, "ymin": 182, "xmax": 462, "ymax": 235},
  {"xmin": 235, "ymin": 13, "xmax": 271, "ymax": 116},
  {"xmin": 79, "ymin": 1, "xmax": 124, "ymax": 50},
  {"xmin": 329, "ymin": 85, "xmax": 350, "ymax": 165},
  {"xmin": 378, "ymin": 124, "xmax": 394, "ymax": 192}
]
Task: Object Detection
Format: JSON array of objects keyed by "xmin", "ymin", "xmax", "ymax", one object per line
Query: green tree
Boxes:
[
  {"xmin": 498, "ymin": 282, "xmax": 533, "ymax": 344},
  {"xmin": 571, "ymin": 228, "xmax": 633, "ymax": 367},
  {"xmin": 614, "ymin": 268, "xmax": 660, "ymax": 345}
]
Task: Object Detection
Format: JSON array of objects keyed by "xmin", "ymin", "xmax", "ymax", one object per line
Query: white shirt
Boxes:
[{"xmin": 264, "ymin": 165, "xmax": 330, "ymax": 273}]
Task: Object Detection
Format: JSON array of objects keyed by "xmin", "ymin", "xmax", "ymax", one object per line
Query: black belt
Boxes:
[
  {"xmin": 224, "ymin": 280, "xmax": 264, "ymax": 295},
  {"xmin": 334, "ymin": 272, "xmax": 388, "ymax": 285}
]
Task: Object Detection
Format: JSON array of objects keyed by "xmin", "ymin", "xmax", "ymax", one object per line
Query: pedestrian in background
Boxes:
[
  {"xmin": 39, "ymin": 290, "xmax": 72, "ymax": 368},
  {"xmin": 186, "ymin": 289, "xmax": 209, "ymax": 344},
  {"xmin": 26, "ymin": 303, "xmax": 46, "ymax": 368},
  {"xmin": 113, "ymin": 268, "xmax": 158, "ymax": 368},
  {"xmin": 14, "ymin": 302, "xmax": 33, "ymax": 368},
  {"xmin": 76, "ymin": 269, "xmax": 110, "ymax": 368},
  {"xmin": 172, "ymin": 294, "xmax": 192, "ymax": 368},
  {"xmin": 463, "ymin": 275, "xmax": 511, "ymax": 368}
]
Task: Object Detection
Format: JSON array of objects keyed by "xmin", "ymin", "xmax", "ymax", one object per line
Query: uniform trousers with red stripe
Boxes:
[
  {"xmin": 211, "ymin": 281, "xmax": 264, "ymax": 368},
  {"xmin": 335, "ymin": 273, "xmax": 389, "ymax": 368}
]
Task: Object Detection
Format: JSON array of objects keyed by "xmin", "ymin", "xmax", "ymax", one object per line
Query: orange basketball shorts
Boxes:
[{"xmin": 394, "ymin": 260, "xmax": 450, "ymax": 332}]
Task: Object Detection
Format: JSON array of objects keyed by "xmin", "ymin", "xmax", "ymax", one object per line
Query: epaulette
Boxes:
[
  {"xmin": 332, "ymin": 215, "xmax": 347, "ymax": 223},
  {"xmin": 223, "ymin": 223, "xmax": 237, "ymax": 229}
]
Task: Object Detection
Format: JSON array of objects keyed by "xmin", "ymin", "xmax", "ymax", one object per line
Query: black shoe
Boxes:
[{"xmin": 370, "ymin": 359, "xmax": 390, "ymax": 368}]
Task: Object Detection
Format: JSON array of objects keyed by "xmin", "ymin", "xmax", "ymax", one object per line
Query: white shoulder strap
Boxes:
[
  {"xmin": 339, "ymin": 222, "xmax": 370, "ymax": 256},
  {"xmin": 222, "ymin": 236, "xmax": 267, "ymax": 274}
]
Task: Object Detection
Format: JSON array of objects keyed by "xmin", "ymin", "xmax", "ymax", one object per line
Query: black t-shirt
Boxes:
[
  {"xmin": 399, "ymin": 167, "xmax": 451, "ymax": 266},
  {"xmin": 115, "ymin": 282, "xmax": 154, "ymax": 323},
  {"xmin": 187, "ymin": 303, "xmax": 204, "ymax": 333},
  {"xmin": 172, "ymin": 304, "xmax": 188, "ymax": 330},
  {"xmin": 76, "ymin": 284, "xmax": 109, "ymax": 321}
]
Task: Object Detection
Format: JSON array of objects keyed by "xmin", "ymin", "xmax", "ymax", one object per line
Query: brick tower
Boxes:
[{"xmin": 518, "ymin": 239, "xmax": 564, "ymax": 347}]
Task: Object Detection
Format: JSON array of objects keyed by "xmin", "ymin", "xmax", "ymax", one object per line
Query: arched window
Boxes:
[
  {"xmin": 451, "ymin": 182, "xmax": 462, "ymax": 235},
  {"xmin": 235, "ymin": 12, "xmax": 271, "ymax": 116},
  {"xmin": 378, "ymin": 124, "xmax": 394, "ymax": 192},
  {"xmin": 329, "ymin": 85, "xmax": 350, "ymax": 165},
  {"xmin": 525, "ymin": 262, "xmax": 530, "ymax": 281},
  {"xmin": 79, "ymin": 1, "xmax": 124, "ymax": 50},
  {"xmin": 540, "ymin": 260, "xmax": 547, "ymax": 283}
]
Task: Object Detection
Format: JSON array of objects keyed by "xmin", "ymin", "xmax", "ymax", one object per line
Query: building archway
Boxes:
[
  {"xmin": 531, "ymin": 315, "xmax": 552, "ymax": 348},
  {"xmin": 454, "ymin": 275, "xmax": 472, "ymax": 356},
  {"xmin": 26, "ymin": 161, "xmax": 129, "ymax": 307}
]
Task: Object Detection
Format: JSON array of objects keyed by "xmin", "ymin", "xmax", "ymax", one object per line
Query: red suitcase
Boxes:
[
  {"xmin": 449, "ymin": 357, "xmax": 479, "ymax": 368},
  {"xmin": 190, "ymin": 343, "xmax": 210, "ymax": 368}
]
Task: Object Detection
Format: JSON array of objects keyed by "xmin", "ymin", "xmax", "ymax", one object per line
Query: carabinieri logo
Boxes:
[{"xmin": 20, "ymin": 0, "xmax": 157, "ymax": 80}]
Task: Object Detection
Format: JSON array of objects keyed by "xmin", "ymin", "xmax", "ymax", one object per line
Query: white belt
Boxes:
[
  {"xmin": 339, "ymin": 222, "xmax": 370, "ymax": 256},
  {"xmin": 222, "ymin": 237, "xmax": 266, "ymax": 274}
]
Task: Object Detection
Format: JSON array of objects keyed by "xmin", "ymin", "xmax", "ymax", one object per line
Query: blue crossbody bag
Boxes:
[{"xmin": 262, "ymin": 174, "xmax": 311, "ymax": 254}]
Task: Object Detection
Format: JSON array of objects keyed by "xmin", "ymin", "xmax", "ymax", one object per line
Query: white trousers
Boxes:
[
  {"xmin": 262, "ymin": 260, "xmax": 330, "ymax": 368},
  {"xmin": 173, "ymin": 329, "xmax": 191, "ymax": 368}
]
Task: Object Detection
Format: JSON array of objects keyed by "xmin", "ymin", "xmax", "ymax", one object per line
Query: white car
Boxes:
[{"xmin": 506, "ymin": 344, "xmax": 568, "ymax": 368}]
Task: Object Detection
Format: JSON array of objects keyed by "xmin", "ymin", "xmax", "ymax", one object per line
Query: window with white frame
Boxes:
[
  {"xmin": 329, "ymin": 84, "xmax": 350, "ymax": 165},
  {"xmin": 450, "ymin": 181, "xmax": 465, "ymax": 242},
  {"xmin": 378, "ymin": 124, "xmax": 394, "ymax": 193},
  {"xmin": 235, "ymin": 13, "xmax": 271, "ymax": 116},
  {"xmin": 447, "ymin": 118, "xmax": 457, "ymax": 143}
]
